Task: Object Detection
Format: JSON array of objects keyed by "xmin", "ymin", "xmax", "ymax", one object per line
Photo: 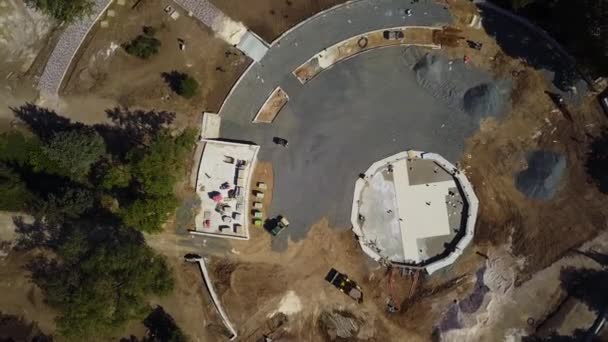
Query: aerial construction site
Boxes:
[{"xmin": 1, "ymin": 0, "xmax": 608, "ymax": 341}]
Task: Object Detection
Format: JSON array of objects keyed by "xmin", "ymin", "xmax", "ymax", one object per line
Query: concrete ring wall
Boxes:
[{"xmin": 351, "ymin": 150, "xmax": 478, "ymax": 275}]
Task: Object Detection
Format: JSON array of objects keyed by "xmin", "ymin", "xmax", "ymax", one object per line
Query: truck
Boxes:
[
  {"xmin": 270, "ymin": 216, "xmax": 289, "ymax": 236},
  {"xmin": 324, "ymin": 268, "xmax": 363, "ymax": 303}
]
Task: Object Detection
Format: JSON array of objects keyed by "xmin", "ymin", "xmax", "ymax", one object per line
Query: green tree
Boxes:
[
  {"xmin": 124, "ymin": 35, "xmax": 161, "ymax": 60},
  {"xmin": 131, "ymin": 129, "xmax": 196, "ymax": 197},
  {"xmin": 31, "ymin": 228, "xmax": 174, "ymax": 339},
  {"xmin": 101, "ymin": 164, "xmax": 132, "ymax": 190},
  {"xmin": 144, "ymin": 306, "xmax": 189, "ymax": 342},
  {"xmin": 41, "ymin": 129, "xmax": 106, "ymax": 181},
  {"xmin": 37, "ymin": 187, "xmax": 94, "ymax": 223},
  {"xmin": 25, "ymin": 0, "xmax": 94, "ymax": 23},
  {"xmin": 0, "ymin": 164, "xmax": 33, "ymax": 211},
  {"xmin": 176, "ymin": 75, "xmax": 199, "ymax": 99},
  {"xmin": 120, "ymin": 195, "xmax": 177, "ymax": 233}
]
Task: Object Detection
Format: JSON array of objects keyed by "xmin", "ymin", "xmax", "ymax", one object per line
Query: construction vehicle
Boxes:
[
  {"xmin": 270, "ymin": 216, "xmax": 289, "ymax": 236},
  {"xmin": 324, "ymin": 268, "xmax": 363, "ymax": 303}
]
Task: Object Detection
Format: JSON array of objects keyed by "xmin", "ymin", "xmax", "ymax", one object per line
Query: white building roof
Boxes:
[{"xmin": 393, "ymin": 158, "xmax": 454, "ymax": 263}]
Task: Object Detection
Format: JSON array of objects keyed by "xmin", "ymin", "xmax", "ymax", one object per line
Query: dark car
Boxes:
[
  {"xmin": 383, "ymin": 30, "xmax": 405, "ymax": 40},
  {"xmin": 273, "ymin": 137, "xmax": 289, "ymax": 147}
]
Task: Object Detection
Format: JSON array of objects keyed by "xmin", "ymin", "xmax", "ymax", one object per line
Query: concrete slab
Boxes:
[
  {"xmin": 237, "ymin": 31, "xmax": 269, "ymax": 63},
  {"xmin": 193, "ymin": 140, "xmax": 259, "ymax": 240},
  {"xmin": 201, "ymin": 112, "xmax": 221, "ymax": 139}
]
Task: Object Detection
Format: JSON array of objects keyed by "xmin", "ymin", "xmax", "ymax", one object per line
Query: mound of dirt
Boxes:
[
  {"xmin": 463, "ymin": 83, "xmax": 505, "ymax": 120},
  {"xmin": 515, "ymin": 151, "xmax": 566, "ymax": 200}
]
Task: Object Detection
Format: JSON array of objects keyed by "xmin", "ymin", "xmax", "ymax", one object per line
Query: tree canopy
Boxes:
[
  {"xmin": 176, "ymin": 75, "xmax": 199, "ymax": 99},
  {"xmin": 0, "ymin": 165, "xmax": 33, "ymax": 211},
  {"xmin": 41, "ymin": 129, "xmax": 105, "ymax": 181},
  {"xmin": 4, "ymin": 104, "xmax": 196, "ymax": 339},
  {"xmin": 124, "ymin": 35, "xmax": 161, "ymax": 60},
  {"xmin": 30, "ymin": 225, "xmax": 174, "ymax": 339},
  {"xmin": 25, "ymin": 0, "xmax": 94, "ymax": 23}
]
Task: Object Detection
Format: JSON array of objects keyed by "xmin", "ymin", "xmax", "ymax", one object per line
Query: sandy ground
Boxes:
[
  {"xmin": 57, "ymin": 0, "xmax": 248, "ymax": 129},
  {"xmin": 2, "ymin": 0, "xmax": 608, "ymax": 340},
  {"xmin": 0, "ymin": 250, "xmax": 57, "ymax": 336},
  {"xmin": 211, "ymin": 0, "xmax": 347, "ymax": 42}
]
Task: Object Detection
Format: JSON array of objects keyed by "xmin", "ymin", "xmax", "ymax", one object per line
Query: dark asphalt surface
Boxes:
[
  {"xmin": 222, "ymin": 47, "xmax": 497, "ymax": 244},
  {"xmin": 215, "ymin": 0, "xmax": 581, "ymax": 247}
]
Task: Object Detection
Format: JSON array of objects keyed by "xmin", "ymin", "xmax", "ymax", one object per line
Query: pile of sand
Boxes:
[{"xmin": 515, "ymin": 151, "xmax": 566, "ymax": 200}]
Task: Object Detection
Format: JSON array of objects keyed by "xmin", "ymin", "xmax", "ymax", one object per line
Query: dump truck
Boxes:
[{"xmin": 325, "ymin": 268, "xmax": 363, "ymax": 303}]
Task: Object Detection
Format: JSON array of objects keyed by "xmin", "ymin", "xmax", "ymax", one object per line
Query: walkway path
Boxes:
[{"xmin": 37, "ymin": 0, "xmax": 112, "ymax": 97}]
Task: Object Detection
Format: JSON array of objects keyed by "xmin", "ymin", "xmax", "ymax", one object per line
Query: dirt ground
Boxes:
[
  {"xmin": 59, "ymin": 0, "xmax": 249, "ymax": 130},
  {"xmin": 0, "ymin": 250, "xmax": 57, "ymax": 336},
  {"xmin": 248, "ymin": 162, "xmax": 274, "ymax": 222},
  {"xmin": 443, "ymin": 1, "xmax": 608, "ymax": 281},
  {"xmin": 2, "ymin": 0, "xmax": 608, "ymax": 340},
  {"xmin": 211, "ymin": 0, "xmax": 347, "ymax": 42}
]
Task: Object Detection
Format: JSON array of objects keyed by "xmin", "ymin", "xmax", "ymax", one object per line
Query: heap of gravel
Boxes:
[
  {"xmin": 515, "ymin": 150, "xmax": 566, "ymax": 200},
  {"xmin": 408, "ymin": 50, "xmax": 511, "ymax": 121},
  {"xmin": 173, "ymin": 0, "xmax": 223, "ymax": 28},
  {"xmin": 463, "ymin": 83, "xmax": 506, "ymax": 121}
]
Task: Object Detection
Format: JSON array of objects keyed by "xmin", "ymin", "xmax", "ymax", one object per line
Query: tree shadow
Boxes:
[
  {"xmin": 143, "ymin": 306, "xmax": 186, "ymax": 342},
  {"xmin": 576, "ymin": 250, "xmax": 608, "ymax": 268},
  {"xmin": 94, "ymin": 107, "xmax": 175, "ymax": 158},
  {"xmin": 522, "ymin": 329, "xmax": 596, "ymax": 342},
  {"xmin": 161, "ymin": 71, "xmax": 187, "ymax": 93},
  {"xmin": 11, "ymin": 103, "xmax": 83, "ymax": 141},
  {"xmin": 585, "ymin": 130, "xmax": 608, "ymax": 194},
  {"xmin": 0, "ymin": 311, "xmax": 52, "ymax": 342},
  {"xmin": 12, "ymin": 216, "xmax": 59, "ymax": 251},
  {"xmin": 477, "ymin": 3, "xmax": 584, "ymax": 92},
  {"xmin": 559, "ymin": 266, "xmax": 608, "ymax": 314}
]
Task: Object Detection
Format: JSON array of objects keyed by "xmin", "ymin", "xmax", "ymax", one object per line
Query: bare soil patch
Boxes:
[
  {"xmin": 61, "ymin": 0, "xmax": 248, "ymax": 129},
  {"xmin": 253, "ymin": 87, "xmax": 289, "ymax": 123},
  {"xmin": 211, "ymin": 0, "xmax": 347, "ymax": 42}
]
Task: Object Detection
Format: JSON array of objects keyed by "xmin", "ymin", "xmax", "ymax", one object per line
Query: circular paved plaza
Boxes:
[{"xmin": 215, "ymin": 0, "xmax": 574, "ymax": 243}]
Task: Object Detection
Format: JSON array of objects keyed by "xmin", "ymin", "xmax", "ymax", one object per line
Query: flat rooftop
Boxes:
[
  {"xmin": 193, "ymin": 140, "xmax": 259, "ymax": 240},
  {"xmin": 356, "ymin": 156, "xmax": 465, "ymax": 263}
]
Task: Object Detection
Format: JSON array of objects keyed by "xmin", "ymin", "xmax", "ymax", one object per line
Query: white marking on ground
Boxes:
[{"xmin": 268, "ymin": 290, "xmax": 302, "ymax": 317}]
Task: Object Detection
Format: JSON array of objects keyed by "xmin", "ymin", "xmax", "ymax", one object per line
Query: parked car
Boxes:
[
  {"xmin": 273, "ymin": 137, "xmax": 289, "ymax": 147},
  {"xmin": 383, "ymin": 30, "xmax": 405, "ymax": 40}
]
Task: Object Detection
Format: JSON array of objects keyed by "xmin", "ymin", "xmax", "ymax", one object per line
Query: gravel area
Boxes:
[
  {"xmin": 173, "ymin": 0, "xmax": 246, "ymax": 45},
  {"xmin": 37, "ymin": 0, "xmax": 112, "ymax": 96},
  {"xmin": 410, "ymin": 52, "xmax": 511, "ymax": 121},
  {"xmin": 515, "ymin": 150, "xmax": 566, "ymax": 200},
  {"xmin": 173, "ymin": 0, "xmax": 223, "ymax": 28}
]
